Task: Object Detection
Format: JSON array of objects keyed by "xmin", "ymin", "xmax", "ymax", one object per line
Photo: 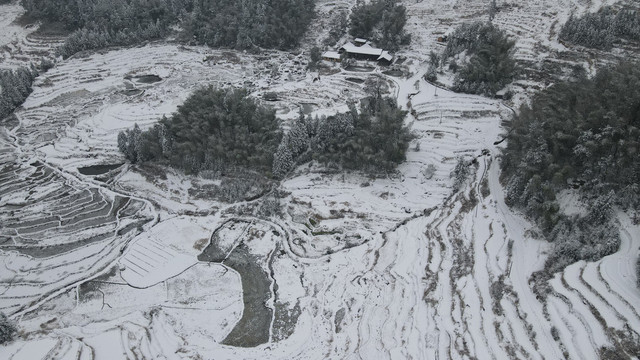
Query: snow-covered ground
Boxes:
[
  {"xmin": 1, "ymin": 0, "xmax": 640, "ymax": 359},
  {"xmin": 0, "ymin": 2, "xmax": 62, "ymax": 70}
]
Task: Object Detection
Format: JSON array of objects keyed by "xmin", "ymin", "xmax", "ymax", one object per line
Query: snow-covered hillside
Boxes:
[{"xmin": 1, "ymin": 0, "xmax": 639, "ymax": 359}]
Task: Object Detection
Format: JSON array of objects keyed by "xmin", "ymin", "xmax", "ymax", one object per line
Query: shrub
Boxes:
[
  {"xmin": 0, "ymin": 312, "xmax": 17, "ymax": 345},
  {"xmin": 422, "ymin": 164, "xmax": 437, "ymax": 180},
  {"xmin": 637, "ymin": 256, "xmax": 640, "ymax": 288}
]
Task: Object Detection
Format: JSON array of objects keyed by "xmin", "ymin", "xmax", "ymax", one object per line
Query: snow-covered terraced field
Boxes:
[
  {"xmin": 402, "ymin": 0, "xmax": 639, "ymax": 105},
  {"xmin": 1, "ymin": 0, "xmax": 640, "ymax": 359},
  {"xmin": 0, "ymin": 156, "xmax": 154, "ymax": 315},
  {"xmin": 0, "ymin": 3, "xmax": 62, "ymax": 70}
]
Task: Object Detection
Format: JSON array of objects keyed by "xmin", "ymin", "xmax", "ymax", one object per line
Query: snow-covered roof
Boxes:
[
  {"xmin": 340, "ymin": 43, "xmax": 383, "ymax": 56},
  {"xmin": 354, "ymin": 38, "xmax": 368, "ymax": 44},
  {"xmin": 322, "ymin": 51, "xmax": 341, "ymax": 60},
  {"xmin": 377, "ymin": 51, "xmax": 393, "ymax": 62}
]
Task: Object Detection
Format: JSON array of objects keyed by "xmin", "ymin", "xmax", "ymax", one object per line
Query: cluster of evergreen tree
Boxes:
[
  {"xmin": 21, "ymin": 0, "xmax": 315, "ymax": 57},
  {"xmin": 0, "ymin": 67, "xmax": 38, "ymax": 121},
  {"xmin": 118, "ymin": 86, "xmax": 282, "ymax": 175},
  {"xmin": 323, "ymin": 10, "xmax": 348, "ymax": 47},
  {"xmin": 443, "ymin": 21, "xmax": 517, "ymax": 97},
  {"xmin": 119, "ymin": 87, "xmax": 411, "ymax": 179},
  {"xmin": 21, "ymin": 0, "xmax": 189, "ymax": 31},
  {"xmin": 560, "ymin": 6, "xmax": 640, "ymax": 50},
  {"xmin": 348, "ymin": 0, "xmax": 410, "ymax": 51},
  {"xmin": 501, "ymin": 61, "xmax": 640, "ymax": 279},
  {"xmin": 58, "ymin": 22, "xmax": 165, "ymax": 58},
  {"xmin": 21, "ymin": 0, "xmax": 190, "ymax": 58},
  {"xmin": 273, "ymin": 94, "xmax": 412, "ymax": 178},
  {"xmin": 184, "ymin": 0, "xmax": 315, "ymax": 50}
]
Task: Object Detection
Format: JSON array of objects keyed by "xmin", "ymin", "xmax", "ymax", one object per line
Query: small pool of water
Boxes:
[
  {"xmin": 383, "ymin": 69, "xmax": 403, "ymax": 77},
  {"xmin": 122, "ymin": 89, "xmax": 143, "ymax": 96},
  {"xmin": 78, "ymin": 163, "xmax": 123, "ymax": 175},
  {"xmin": 345, "ymin": 65, "xmax": 374, "ymax": 72},
  {"xmin": 134, "ymin": 74, "xmax": 162, "ymax": 84},
  {"xmin": 346, "ymin": 77, "xmax": 365, "ymax": 84},
  {"xmin": 300, "ymin": 103, "xmax": 315, "ymax": 114}
]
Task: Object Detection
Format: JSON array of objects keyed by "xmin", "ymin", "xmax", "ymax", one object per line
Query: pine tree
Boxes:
[
  {"xmin": 0, "ymin": 312, "xmax": 16, "ymax": 345},
  {"xmin": 424, "ymin": 51, "xmax": 440, "ymax": 82},
  {"xmin": 451, "ymin": 157, "xmax": 469, "ymax": 191},
  {"xmin": 272, "ymin": 139, "xmax": 294, "ymax": 179}
]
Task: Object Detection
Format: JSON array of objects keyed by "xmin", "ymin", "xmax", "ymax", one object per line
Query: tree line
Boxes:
[
  {"xmin": 185, "ymin": 0, "xmax": 315, "ymax": 50},
  {"xmin": 0, "ymin": 67, "xmax": 38, "ymax": 121},
  {"xmin": 501, "ymin": 61, "xmax": 640, "ymax": 288},
  {"xmin": 560, "ymin": 6, "xmax": 640, "ymax": 50},
  {"xmin": 20, "ymin": 0, "xmax": 316, "ymax": 58},
  {"xmin": 118, "ymin": 86, "xmax": 412, "ymax": 179},
  {"xmin": 21, "ymin": 0, "xmax": 188, "ymax": 58}
]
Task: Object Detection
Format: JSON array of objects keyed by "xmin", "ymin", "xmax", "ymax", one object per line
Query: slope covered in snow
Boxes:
[{"xmin": 1, "ymin": 0, "xmax": 639, "ymax": 359}]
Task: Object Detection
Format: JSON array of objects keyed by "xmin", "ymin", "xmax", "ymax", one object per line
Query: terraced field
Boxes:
[
  {"xmin": 0, "ymin": 3, "xmax": 62, "ymax": 69},
  {"xmin": 0, "ymin": 156, "xmax": 153, "ymax": 315},
  {"xmin": 1, "ymin": 0, "xmax": 640, "ymax": 359},
  {"xmin": 403, "ymin": 0, "xmax": 636, "ymax": 105}
]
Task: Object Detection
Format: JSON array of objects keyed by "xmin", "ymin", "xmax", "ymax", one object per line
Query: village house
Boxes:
[
  {"xmin": 338, "ymin": 41, "xmax": 394, "ymax": 66},
  {"xmin": 321, "ymin": 39, "xmax": 394, "ymax": 66},
  {"xmin": 321, "ymin": 50, "xmax": 341, "ymax": 62}
]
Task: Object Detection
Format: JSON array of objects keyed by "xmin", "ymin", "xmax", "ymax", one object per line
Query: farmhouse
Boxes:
[
  {"xmin": 321, "ymin": 50, "xmax": 341, "ymax": 62},
  {"xmin": 339, "ymin": 41, "xmax": 394, "ymax": 65},
  {"xmin": 377, "ymin": 51, "xmax": 393, "ymax": 66}
]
